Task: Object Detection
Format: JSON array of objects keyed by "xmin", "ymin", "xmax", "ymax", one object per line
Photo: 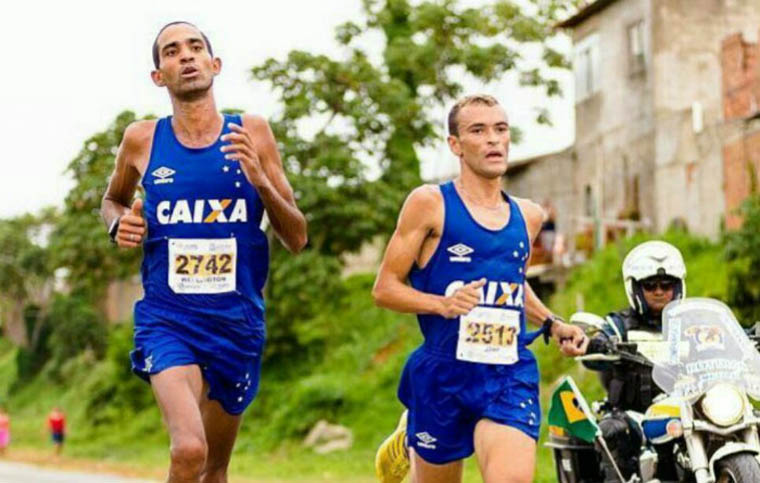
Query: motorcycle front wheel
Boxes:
[{"xmin": 715, "ymin": 453, "xmax": 760, "ymax": 483}]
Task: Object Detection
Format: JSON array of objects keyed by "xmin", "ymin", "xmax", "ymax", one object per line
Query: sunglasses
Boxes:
[{"xmin": 641, "ymin": 279, "xmax": 676, "ymax": 291}]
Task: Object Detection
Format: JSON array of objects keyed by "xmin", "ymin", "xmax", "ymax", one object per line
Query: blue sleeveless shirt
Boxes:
[
  {"xmin": 409, "ymin": 181, "xmax": 540, "ymax": 362},
  {"xmin": 139, "ymin": 114, "xmax": 268, "ymax": 323}
]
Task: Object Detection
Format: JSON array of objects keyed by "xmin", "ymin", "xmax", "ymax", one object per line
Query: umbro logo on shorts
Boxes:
[
  {"xmin": 152, "ymin": 166, "xmax": 176, "ymax": 185},
  {"xmin": 447, "ymin": 243, "xmax": 474, "ymax": 262},
  {"xmin": 415, "ymin": 432, "xmax": 437, "ymax": 449}
]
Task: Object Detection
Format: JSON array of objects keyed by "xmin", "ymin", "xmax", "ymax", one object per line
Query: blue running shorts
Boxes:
[
  {"xmin": 131, "ymin": 300, "xmax": 266, "ymax": 415},
  {"xmin": 398, "ymin": 345, "xmax": 541, "ymax": 465}
]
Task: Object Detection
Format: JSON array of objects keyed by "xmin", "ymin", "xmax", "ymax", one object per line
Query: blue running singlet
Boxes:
[
  {"xmin": 130, "ymin": 114, "xmax": 268, "ymax": 415},
  {"xmin": 398, "ymin": 181, "xmax": 543, "ymax": 464},
  {"xmin": 139, "ymin": 114, "xmax": 269, "ymax": 320}
]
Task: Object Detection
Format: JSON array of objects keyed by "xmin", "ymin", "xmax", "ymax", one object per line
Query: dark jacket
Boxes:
[{"xmin": 583, "ymin": 308, "xmax": 662, "ymax": 413}]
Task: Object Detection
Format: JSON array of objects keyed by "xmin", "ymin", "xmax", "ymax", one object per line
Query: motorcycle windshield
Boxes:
[{"xmin": 652, "ymin": 298, "xmax": 760, "ymax": 401}]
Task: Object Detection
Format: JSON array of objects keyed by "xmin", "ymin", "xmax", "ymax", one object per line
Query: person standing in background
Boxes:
[
  {"xmin": 48, "ymin": 407, "xmax": 65, "ymax": 456},
  {"xmin": 0, "ymin": 407, "xmax": 10, "ymax": 456}
]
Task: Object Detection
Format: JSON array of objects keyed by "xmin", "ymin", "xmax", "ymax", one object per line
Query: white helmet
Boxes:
[{"xmin": 622, "ymin": 241, "xmax": 686, "ymax": 316}]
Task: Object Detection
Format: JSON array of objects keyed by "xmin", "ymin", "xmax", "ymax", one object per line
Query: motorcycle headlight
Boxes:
[{"xmin": 701, "ymin": 383, "xmax": 745, "ymax": 427}]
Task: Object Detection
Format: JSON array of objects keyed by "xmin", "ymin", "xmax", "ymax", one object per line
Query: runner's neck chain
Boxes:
[{"xmin": 456, "ymin": 180, "xmax": 506, "ymax": 211}]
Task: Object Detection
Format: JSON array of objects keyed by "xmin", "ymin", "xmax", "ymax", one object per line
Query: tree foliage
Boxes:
[
  {"xmin": 0, "ymin": 212, "xmax": 53, "ymax": 301},
  {"xmin": 253, "ymin": 0, "xmax": 574, "ymax": 359},
  {"xmin": 47, "ymin": 111, "xmax": 145, "ymax": 303},
  {"xmin": 724, "ymin": 195, "xmax": 760, "ymax": 325},
  {"xmin": 0, "ymin": 211, "xmax": 55, "ymax": 347}
]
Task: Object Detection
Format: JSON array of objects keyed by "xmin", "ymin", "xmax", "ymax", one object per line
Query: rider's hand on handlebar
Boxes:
[{"xmin": 552, "ymin": 322, "xmax": 589, "ymax": 357}]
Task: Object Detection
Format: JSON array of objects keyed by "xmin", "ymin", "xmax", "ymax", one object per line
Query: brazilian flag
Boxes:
[{"xmin": 547, "ymin": 376, "xmax": 599, "ymax": 443}]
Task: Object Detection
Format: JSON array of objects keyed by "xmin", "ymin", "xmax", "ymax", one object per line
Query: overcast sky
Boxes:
[{"xmin": 0, "ymin": 0, "xmax": 574, "ymax": 219}]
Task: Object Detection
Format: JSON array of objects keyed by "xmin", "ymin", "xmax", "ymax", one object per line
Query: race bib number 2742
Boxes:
[{"xmin": 168, "ymin": 238, "xmax": 237, "ymax": 294}]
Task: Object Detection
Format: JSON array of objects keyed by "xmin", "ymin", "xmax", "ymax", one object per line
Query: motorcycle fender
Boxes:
[{"xmin": 708, "ymin": 442, "xmax": 760, "ymax": 480}]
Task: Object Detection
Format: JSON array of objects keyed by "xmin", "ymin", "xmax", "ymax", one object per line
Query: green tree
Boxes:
[
  {"xmin": 0, "ymin": 211, "xmax": 54, "ymax": 347},
  {"xmin": 724, "ymin": 195, "xmax": 760, "ymax": 325},
  {"xmin": 252, "ymin": 0, "xmax": 575, "ymax": 359},
  {"xmin": 47, "ymin": 111, "xmax": 145, "ymax": 305}
]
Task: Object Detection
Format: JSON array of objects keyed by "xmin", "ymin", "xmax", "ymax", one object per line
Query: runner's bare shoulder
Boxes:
[
  {"xmin": 118, "ymin": 120, "xmax": 158, "ymax": 175},
  {"xmin": 240, "ymin": 114, "xmax": 279, "ymax": 155},
  {"xmin": 240, "ymin": 113, "xmax": 267, "ymax": 127},
  {"xmin": 402, "ymin": 184, "xmax": 444, "ymax": 232},
  {"xmin": 511, "ymin": 196, "xmax": 545, "ymax": 240},
  {"xmin": 121, "ymin": 120, "xmax": 157, "ymax": 158},
  {"xmin": 240, "ymin": 113, "xmax": 272, "ymax": 139}
]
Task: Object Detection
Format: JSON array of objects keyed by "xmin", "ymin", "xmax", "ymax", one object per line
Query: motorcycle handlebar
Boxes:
[{"xmin": 579, "ymin": 340, "xmax": 654, "ymax": 367}]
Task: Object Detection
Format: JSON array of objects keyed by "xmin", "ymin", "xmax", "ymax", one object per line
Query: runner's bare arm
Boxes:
[
  {"xmin": 101, "ymin": 121, "xmax": 154, "ymax": 248},
  {"xmin": 513, "ymin": 197, "xmax": 552, "ymax": 326},
  {"xmin": 514, "ymin": 197, "xmax": 587, "ymax": 354},
  {"xmin": 372, "ymin": 186, "xmax": 485, "ymax": 318},
  {"xmin": 222, "ymin": 115, "xmax": 307, "ymax": 253}
]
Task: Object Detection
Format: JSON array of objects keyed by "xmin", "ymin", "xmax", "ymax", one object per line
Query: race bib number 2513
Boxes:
[
  {"xmin": 168, "ymin": 238, "xmax": 237, "ymax": 294},
  {"xmin": 457, "ymin": 307, "xmax": 521, "ymax": 365}
]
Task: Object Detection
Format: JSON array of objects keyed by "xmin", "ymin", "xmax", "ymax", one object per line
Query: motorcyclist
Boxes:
[{"xmin": 582, "ymin": 240, "xmax": 686, "ymax": 482}]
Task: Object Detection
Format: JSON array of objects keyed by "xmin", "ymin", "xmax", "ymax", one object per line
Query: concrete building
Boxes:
[
  {"xmin": 721, "ymin": 30, "xmax": 760, "ymax": 229},
  {"xmin": 507, "ymin": 0, "xmax": 760, "ymax": 250}
]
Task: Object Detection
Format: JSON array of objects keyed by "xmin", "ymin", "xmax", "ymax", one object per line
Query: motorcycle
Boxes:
[{"xmin": 547, "ymin": 298, "xmax": 760, "ymax": 483}]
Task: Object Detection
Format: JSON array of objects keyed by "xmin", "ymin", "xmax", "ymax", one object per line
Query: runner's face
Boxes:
[
  {"xmin": 152, "ymin": 24, "xmax": 220, "ymax": 99},
  {"xmin": 448, "ymin": 103, "xmax": 510, "ymax": 179}
]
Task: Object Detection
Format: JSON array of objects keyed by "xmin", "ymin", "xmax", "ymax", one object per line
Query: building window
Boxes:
[
  {"xmin": 574, "ymin": 33, "xmax": 600, "ymax": 102},
  {"xmin": 584, "ymin": 185, "xmax": 594, "ymax": 217},
  {"xmin": 628, "ymin": 20, "xmax": 646, "ymax": 75}
]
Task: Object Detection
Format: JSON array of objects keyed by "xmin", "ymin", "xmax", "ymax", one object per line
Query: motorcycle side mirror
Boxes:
[{"xmin": 569, "ymin": 312, "xmax": 609, "ymax": 336}]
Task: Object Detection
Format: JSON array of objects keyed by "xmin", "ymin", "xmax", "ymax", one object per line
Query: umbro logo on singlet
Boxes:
[
  {"xmin": 447, "ymin": 243, "xmax": 474, "ymax": 262},
  {"xmin": 415, "ymin": 432, "xmax": 437, "ymax": 449},
  {"xmin": 152, "ymin": 166, "xmax": 176, "ymax": 185}
]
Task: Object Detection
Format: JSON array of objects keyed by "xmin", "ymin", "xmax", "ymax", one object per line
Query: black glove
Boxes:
[{"xmin": 586, "ymin": 336, "xmax": 612, "ymax": 355}]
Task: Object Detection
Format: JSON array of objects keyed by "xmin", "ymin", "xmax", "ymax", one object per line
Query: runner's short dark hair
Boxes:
[
  {"xmin": 152, "ymin": 21, "xmax": 213, "ymax": 69},
  {"xmin": 448, "ymin": 94, "xmax": 500, "ymax": 136}
]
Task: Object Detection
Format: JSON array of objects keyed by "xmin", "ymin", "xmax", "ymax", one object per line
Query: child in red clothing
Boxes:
[
  {"xmin": 47, "ymin": 407, "xmax": 65, "ymax": 455},
  {"xmin": 0, "ymin": 407, "xmax": 10, "ymax": 456}
]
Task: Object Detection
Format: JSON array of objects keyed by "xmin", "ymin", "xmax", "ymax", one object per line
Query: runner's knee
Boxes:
[{"xmin": 170, "ymin": 435, "xmax": 207, "ymax": 476}]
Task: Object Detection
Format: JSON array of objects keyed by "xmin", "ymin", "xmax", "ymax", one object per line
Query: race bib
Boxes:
[
  {"xmin": 168, "ymin": 238, "xmax": 237, "ymax": 294},
  {"xmin": 457, "ymin": 307, "xmax": 521, "ymax": 364}
]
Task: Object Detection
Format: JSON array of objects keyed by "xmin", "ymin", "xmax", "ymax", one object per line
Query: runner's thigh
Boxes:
[
  {"xmin": 150, "ymin": 364, "xmax": 206, "ymax": 444},
  {"xmin": 474, "ymin": 418, "xmax": 535, "ymax": 483},
  {"xmin": 410, "ymin": 448, "xmax": 463, "ymax": 483}
]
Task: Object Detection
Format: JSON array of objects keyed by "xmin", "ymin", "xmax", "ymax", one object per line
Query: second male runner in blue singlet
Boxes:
[
  {"xmin": 372, "ymin": 95, "xmax": 587, "ymax": 483},
  {"xmin": 101, "ymin": 22, "xmax": 307, "ymax": 482}
]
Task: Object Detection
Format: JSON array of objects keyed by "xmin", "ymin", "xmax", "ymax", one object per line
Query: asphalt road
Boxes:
[{"xmin": 0, "ymin": 461, "xmax": 156, "ymax": 483}]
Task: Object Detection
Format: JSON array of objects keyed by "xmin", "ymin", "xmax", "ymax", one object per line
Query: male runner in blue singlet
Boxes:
[
  {"xmin": 100, "ymin": 22, "xmax": 307, "ymax": 483},
  {"xmin": 372, "ymin": 95, "xmax": 587, "ymax": 483}
]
